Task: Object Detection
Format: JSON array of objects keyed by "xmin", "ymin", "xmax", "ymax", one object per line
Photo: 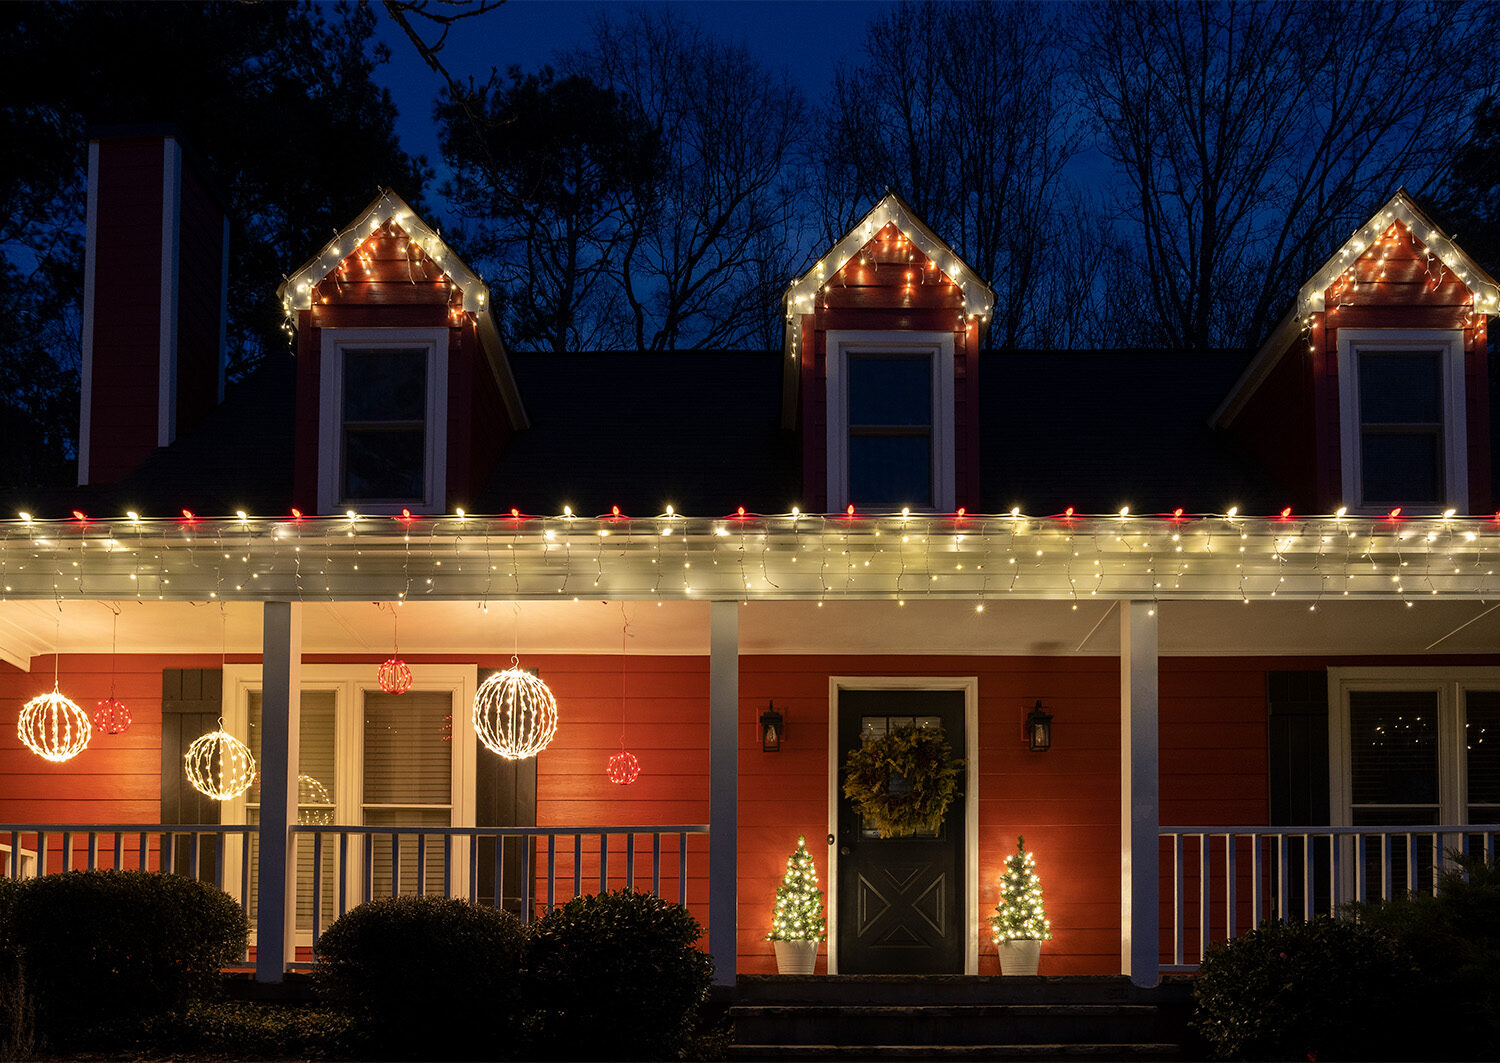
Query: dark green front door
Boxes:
[{"xmin": 836, "ymin": 688, "xmax": 965, "ymax": 974}]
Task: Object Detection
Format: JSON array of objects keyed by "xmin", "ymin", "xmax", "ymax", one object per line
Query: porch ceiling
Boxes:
[
  {"xmin": 2, "ymin": 513, "xmax": 1498, "ymax": 607},
  {"xmin": 2, "ymin": 595, "xmax": 1497, "ymax": 672}
]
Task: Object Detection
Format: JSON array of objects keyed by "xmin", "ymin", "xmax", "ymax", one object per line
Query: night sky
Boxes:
[{"xmin": 373, "ymin": 0, "xmax": 895, "ymax": 203}]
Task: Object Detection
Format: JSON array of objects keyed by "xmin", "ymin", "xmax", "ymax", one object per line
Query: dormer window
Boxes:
[
  {"xmin": 318, "ymin": 328, "xmax": 448, "ymax": 514},
  {"xmin": 1336, "ymin": 329, "xmax": 1466, "ymax": 511},
  {"xmin": 827, "ymin": 330, "xmax": 955, "ymax": 512}
]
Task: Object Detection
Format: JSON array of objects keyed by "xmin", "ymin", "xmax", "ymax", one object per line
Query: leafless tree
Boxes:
[
  {"xmin": 818, "ymin": 1, "xmax": 1085, "ymax": 349},
  {"xmin": 568, "ymin": 9, "xmax": 807, "ymax": 351},
  {"xmin": 1081, "ymin": 0, "xmax": 1500, "ymax": 350}
]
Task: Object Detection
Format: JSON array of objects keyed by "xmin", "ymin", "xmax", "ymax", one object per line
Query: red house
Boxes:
[{"xmin": 4, "ymin": 131, "xmax": 1500, "ymax": 995}]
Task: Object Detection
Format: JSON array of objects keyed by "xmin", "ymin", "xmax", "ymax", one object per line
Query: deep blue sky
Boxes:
[{"xmin": 373, "ymin": 0, "xmax": 895, "ymax": 193}]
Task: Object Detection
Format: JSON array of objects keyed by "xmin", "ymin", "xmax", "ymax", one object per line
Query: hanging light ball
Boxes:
[
  {"xmin": 94, "ymin": 697, "xmax": 132, "ymax": 735},
  {"xmin": 377, "ymin": 656, "xmax": 413, "ymax": 694},
  {"xmin": 184, "ymin": 730, "xmax": 257, "ymax": 801},
  {"xmin": 297, "ymin": 774, "xmax": 334, "ymax": 826},
  {"xmin": 607, "ymin": 749, "xmax": 641, "ymax": 786},
  {"xmin": 18, "ymin": 687, "xmax": 91, "ymax": 763},
  {"xmin": 473, "ymin": 667, "xmax": 558, "ymax": 760}
]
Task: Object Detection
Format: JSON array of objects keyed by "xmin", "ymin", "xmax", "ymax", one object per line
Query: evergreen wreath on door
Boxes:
[{"xmin": 841, "ymin": 724, "xmax": 963, "ymax": 838}]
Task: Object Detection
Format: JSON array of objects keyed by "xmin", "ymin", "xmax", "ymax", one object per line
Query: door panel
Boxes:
[{"xmin": 837, "ymin": 689, "xmax": 965, "ymax": 974}]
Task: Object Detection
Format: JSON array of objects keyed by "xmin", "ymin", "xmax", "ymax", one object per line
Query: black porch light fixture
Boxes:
[
  {"xmin": 1026, "ymin": 700, "xmax": 1053, "ymax": 752},
  {"xmin": 760, "ymin": 703, "xmax": 784, "ymax": 752}
]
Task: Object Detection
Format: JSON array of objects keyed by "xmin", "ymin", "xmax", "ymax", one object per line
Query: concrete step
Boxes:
[
  {"xmin": 734, "ymin": 974, "xmax": 1190, "ymax": 1007},
  {"xmin": 729, "ymin": 1043, "xmax": 1182, "ymax": 1061},
  {"xmin": 728, "ymin": 1003, "xmax": 1162, "ymax": 1047}
]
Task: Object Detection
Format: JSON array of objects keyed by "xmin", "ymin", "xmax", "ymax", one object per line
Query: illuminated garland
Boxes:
[
  {"xmin": 18, "ymin": 687, "xmax": 91, "ymax": 763},
  {"xmin": 991, "ymin": 836, "xmax": 1051, "ymax": 942},
  {"xmin": 473, "ymin": 664, "xmax": 559, "ymax": 760}
]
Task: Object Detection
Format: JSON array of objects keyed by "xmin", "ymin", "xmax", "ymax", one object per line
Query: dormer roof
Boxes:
[{"xmin": 1215, "ymin": 189, "xmax": 1500, "ymax": 427}]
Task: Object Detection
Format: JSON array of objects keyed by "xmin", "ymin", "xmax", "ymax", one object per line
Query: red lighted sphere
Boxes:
[
  {"xmin": 607, "ymin": 750, "xmax": 641, "ymax": 785},
  {"xmin": 94, "ymin": 697, "xmax": 132, "ymax": 735},
  {"xmin": 377, "ymin": 657, "xmax": 413, "ymax": 694}
]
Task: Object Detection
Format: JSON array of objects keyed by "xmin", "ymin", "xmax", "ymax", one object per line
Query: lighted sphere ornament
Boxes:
[
  {"xmin": 377, "ymin": 656, "xmax": 413, "ymax": 695},
  {"xmin": 184, "ymin": 729, "xmax": 257, "ymax": 801},
  {"xmin": 607, "ymin": 749, "xmax": 641, "ymax": 785},
  {"xmin": 94, "ymin": 696, "xmax": 132, "ymax": 735},
  {"xmin": 18, "ymin": 686, "xmax": 92, "ymax": 763},
  {"xmin": 473, "ymin": 666, "xmax": 559, "ymax": 760}
]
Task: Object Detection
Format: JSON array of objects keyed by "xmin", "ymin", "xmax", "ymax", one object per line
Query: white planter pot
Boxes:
[
  {"xmin": 997, "ymin": 938, "xmax": 1042, "ymax": 975},
  {"xmin": 773, "ymin": 938, "xmax": 819, "ymax": 974}
]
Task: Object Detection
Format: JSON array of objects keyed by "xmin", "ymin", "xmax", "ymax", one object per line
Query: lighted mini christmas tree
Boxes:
[
  {"xmin": 991, "ymin": 835, "xmax": 1051, "ymax": 942},
  {"xmin": 767, "ymin": 835, "xmax": 826, "ymax": 941}
]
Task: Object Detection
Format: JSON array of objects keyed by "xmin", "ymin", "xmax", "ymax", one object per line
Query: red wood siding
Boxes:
[
  {"xmin": 1229, "ymin": 335, "xmax": 1318, "ymax": 509},
  {"xmin": 290, "ymin": 223, "xmax": 509, "ymax": 513},
  {"xmin": 798, "ymin": 223, "xmax": 980, "ymax": 511},
  {"xmin": 88, "ymin": 139, "xmax": 166, "ymax": 484}
]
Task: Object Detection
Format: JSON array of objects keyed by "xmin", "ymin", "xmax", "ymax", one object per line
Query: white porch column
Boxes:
[
  {"xmin": 1120, "ymin": 600, "xmax": 1160, "ymax": 987},
  {"xmin": 255, "ymin": 601, "xmax": 302, "ymax": 983},
  {"xmin": 708, "ymin": 601, "xmax": 738, "ymax": 986}
]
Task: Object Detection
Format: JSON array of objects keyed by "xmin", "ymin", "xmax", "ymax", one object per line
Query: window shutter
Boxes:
[
  {"xmin": 1267, "ymin": 670, "xmax": 1330, "ymax": 919},
  {"xmin": 474, "ymin": 667, "xmax": 538, "ymax": 914},
  {"xmin": 160, "ymin": 668, "xmax": 223, "ymax": 880}
]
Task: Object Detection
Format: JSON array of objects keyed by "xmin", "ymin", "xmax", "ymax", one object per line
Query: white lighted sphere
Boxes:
[
  {"xmin": 18, "ymin": 688, "xmax": 91, "ymax": 763},
  {"xmin": 184, "ymin": 730, "xmax": 257, "ymax": 801},
  {"xmin": 473, "ymin": 667, "xmax": 558, "ymax": 760}
]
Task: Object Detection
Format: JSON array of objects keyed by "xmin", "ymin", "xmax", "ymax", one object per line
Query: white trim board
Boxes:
[{"xmin": 825, "ymin": 676, "xmax": 980, "ymax": 975}]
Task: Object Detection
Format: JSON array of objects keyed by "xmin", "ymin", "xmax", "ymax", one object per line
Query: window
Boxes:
[
  {"xmin": 826, "ymin": 331, "xmax": 955, "ymax": 511},
  {"xmin": 1336, "ymin": 330, "xmax": 1467, "ymax": 511},
  {"xmin": 318, "ymin": 329, "xmax": 448, "ymax": 514},
  {"xmin": 222, "ymin": 664, "xmax": 476, "ymax": 939}
]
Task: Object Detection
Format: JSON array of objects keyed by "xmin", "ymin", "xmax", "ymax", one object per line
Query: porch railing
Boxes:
[
  {"xmin": 1, "ymin": 824, "xmax": 255, "ymax": 891},
  {"xmin": 1160, "ymin": 824, "xmax": 1500, "ymax": 971}
]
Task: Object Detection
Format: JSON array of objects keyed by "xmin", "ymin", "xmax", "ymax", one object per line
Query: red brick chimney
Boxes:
[{"xmin": 79, "ymin": 129, "xmax": 228, "ymax": 486}]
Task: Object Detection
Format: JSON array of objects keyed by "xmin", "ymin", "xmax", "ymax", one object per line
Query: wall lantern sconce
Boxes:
[
  {"xmin": 760, "ymin": 703, "xmax": 784, "ymax": 752},
  {"xmin": 1026, "ymin": 700, "xmax": 1053, "ymax": 753}
]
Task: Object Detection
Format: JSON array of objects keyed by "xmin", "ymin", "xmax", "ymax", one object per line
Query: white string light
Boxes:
[
  {"xmin": 184, "ymin": 727, "xmax": 257, "ymax": 801},
  {"xmin": 473, "ymin": 664, "xmax": 559, "ymax": 760}
]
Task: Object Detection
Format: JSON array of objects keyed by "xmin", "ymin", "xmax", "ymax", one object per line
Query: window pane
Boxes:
[
  {"xmin": 1350, "ymin": 690, "xmax": 1439, "ymax": 807},
  {"xmin": 343, "ymin": 427, "xmax": 425, "ymax": 501},
  {"xmin": 848, "ymin": 356, "xmax": 931, "ymax": 426},
  {"xmin": 1467, "ymin": 691, "xmax": 1500, "ymax": 811},
  {"xmin": 1360, "ymin": 431, "xmax": 1440, "ymax": 504},
  {"xmin": 343, "ymin": 349, "xmax": 426, "ymax": 422},
  {"xmin": 364, "ymin": 691, "xmax": 452, "ymax": 807},
  {"xmin": 1359, "ymin": 352, "xmax": 1441, "ymax": 424},
  {"xmin": 849, "ymin": 435, "xmax": 931, "ymax": 507}
]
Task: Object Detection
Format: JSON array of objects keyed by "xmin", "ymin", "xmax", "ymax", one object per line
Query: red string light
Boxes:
[
  {"xmin": 607, "ymin": 750, "xmax": 641, "ymax": 785},
  {"xmin": 376, "ymin": 604, "xmax": 411, "ymax": 694}
]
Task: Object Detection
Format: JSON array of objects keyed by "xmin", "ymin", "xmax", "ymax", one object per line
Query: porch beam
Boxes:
[
  {"xmin": 708, "ymin": 600, "xmax": 738, "ymax": 986},
  {"xmin": 1121, "ymin": 600, "xmax": 1160, "ymax": 987},
  {"xmin": 255, "ymin": 601, "xmax": 302, "ymax": 983}
]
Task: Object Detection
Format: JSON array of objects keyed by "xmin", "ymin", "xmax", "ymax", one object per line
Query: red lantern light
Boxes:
[
  {"xmin": 607, "ymin": 749, "xmax": 641, "ymax": 785},
  {"xmin": 377, "ymin": 656, "xmax": 413, "ymax": 695},
  {"xmin": 94, "ymin": 697, "xmax": 132, "ymax": 735}
]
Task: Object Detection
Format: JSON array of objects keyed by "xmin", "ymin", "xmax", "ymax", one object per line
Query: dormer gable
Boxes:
[
  {"xmin": 783, "ymin": 194, "xmax": 994, "ymax": 513},
  {"xmin": 279, "ymin": 191, "xmax": 526, "ymax": 515},
  {"xmin": 1216, "ymin": 190, "xmax": 1498, "ymax": 514}
]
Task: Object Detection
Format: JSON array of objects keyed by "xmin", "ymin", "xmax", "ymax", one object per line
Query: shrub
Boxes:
[
  {"xmin": 525, "ymin": 889, "xmax": 715, "ymax": 1060},
  {"xmin": 145, "ymin": 1000, "xmax": 360, "ymax": 1060},
  {"xmin": 1192, "ymin": 916, "xmax": 1418, "ymax": 1061},
  {"xmin": 7, "ymin": 870, "xmax": 247, "ymax": 1048},
  {"xmin": 315, "ymin": 895, "xmax": 525, "ymax": 1060},
  {"xmin": 1352, "ymin": 851, "xmax": 1500, "ymax": 1059}
]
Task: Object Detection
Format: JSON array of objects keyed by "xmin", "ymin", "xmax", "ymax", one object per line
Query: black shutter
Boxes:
[
  {"xmin": 160, "ymin": 668, "xmax": 223, "ymax": 879},
  {"xmin": 1267, "ymin": 669, "xmax": 1330, "ymax": 917},
  {"xmin": 474, "ymin": 667, "xmax": 538, "ymax": 914}
]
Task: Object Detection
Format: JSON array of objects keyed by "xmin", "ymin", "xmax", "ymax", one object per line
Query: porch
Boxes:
[{"xmin": 2, "ymin": 511, "xmax": 1499, "ymax": 986}]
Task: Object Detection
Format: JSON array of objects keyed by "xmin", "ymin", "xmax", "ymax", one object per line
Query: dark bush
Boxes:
[
  {"xmin": 0, "ymin": 877, "xmax": 32, "ymax": 1063},
  {"xmin": 1192, "ymin": 916, "xmax": 1418, "ymax": 1060},
  {"xmin": 525, "ymin": 889, "xmax": 715, "ymax": 1060},
  {"xmin": 8, "ymin": 870, "xmax": 247, "ymax": 1048},
  {"xmin": 144, "ymin": 1000, "xmax": 360, "ymax": 1060},
  {"xmin": 1353, "ymin": 851, "xmax": 1500, "ymax": 1059},
  {"xmin": 315, "ymin": 895, "xmax": 525, "ymax": 1060}
]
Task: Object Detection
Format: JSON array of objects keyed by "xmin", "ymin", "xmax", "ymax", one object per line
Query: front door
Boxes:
[{"xmin": 836, "ymin": 688, "xmax": 965, "ymax": 974}]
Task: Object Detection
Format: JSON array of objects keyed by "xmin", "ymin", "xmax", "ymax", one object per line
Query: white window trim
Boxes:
[
  {"xmin": 1335, "ymin": 329, "xmax": 1467, "ymax": 513},
  {"xmin": 1327, "ymin": 666, "xmax": 1500, "ymax": 829},
  {"xmin": 220, "ymin": 662, "xmax": 477, "ymax": 942},
  {"xmin": 825, "ymin": 676, "xmax": 979, "ymax": 975},
  {"xmin": 317, "ymin": 328, "xmax": 449, "ymax": 515},
  {"xmin": 826, "ymin": 330, "xmax": 956, "ymax": 513}
]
